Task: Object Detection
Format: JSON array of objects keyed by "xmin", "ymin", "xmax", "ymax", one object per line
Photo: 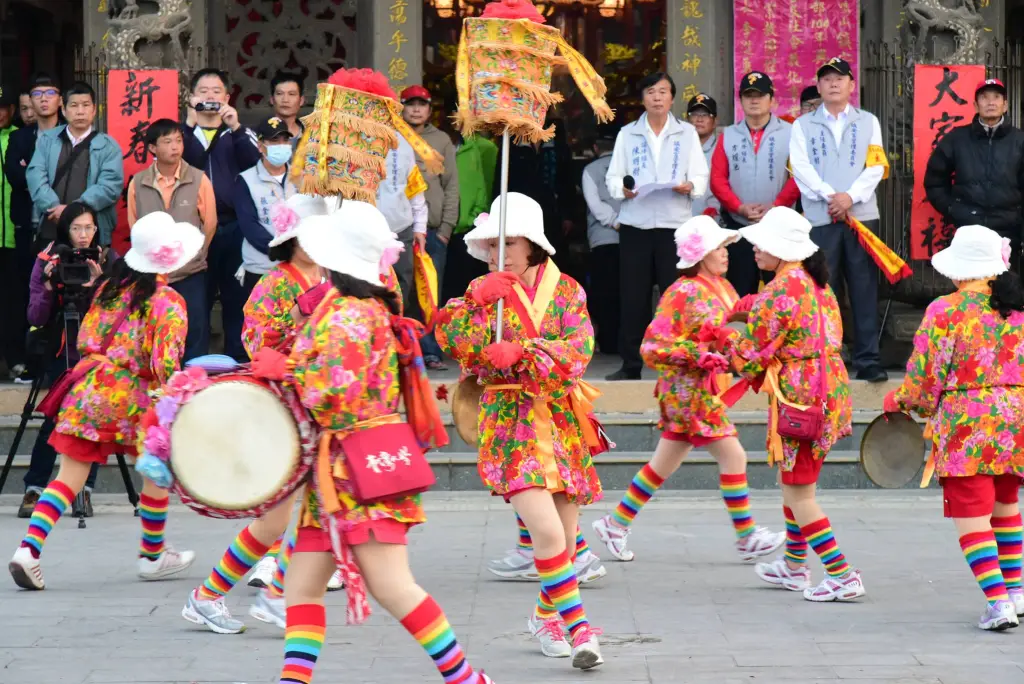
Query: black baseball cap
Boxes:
[
  {"xmin": 976, "ymin": 78, "xmax": 1007, "ymax": 98},
  {"xmin": 817, "ymin": 57, "xmax": 853, "ymax": 79},
  {"xmin": 739, "ymin": 71, "xmax": 774, "ymax": 96},
  {"xmin": 255, "ymin": 116, "xmax": 293, "ymax": 141},
  {"xmin": 0, "ymin": 84, "xmax": 17, "ymax": 107},
  {"xmin": 800, "ymin": 85, "xmax": 821, "ymax": 103},
  {"xmin": 686, "ymin": 93, "xmax": 717, "ymax": 117}
]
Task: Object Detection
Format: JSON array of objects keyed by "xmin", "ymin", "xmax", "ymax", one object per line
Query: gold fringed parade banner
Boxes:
[{"xmin": 846, "ymin": 216, "xmax": 913, "ymax": 285}]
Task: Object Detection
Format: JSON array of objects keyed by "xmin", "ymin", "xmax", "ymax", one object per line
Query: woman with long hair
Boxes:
[
  {"xmin": 705, "ymin": 207, "xmax": 864, "ymax": 602},
  {"xmin": 437, "ymin": 192, "xmax": 603, "ymax": 669},
  {"xmin": 9, "ymin": 211, "xmax": 203, "ymax": 590},
  {"xmin": 886, "ymin": 225, "xmax": 1024, "ymax": 631},
  {"xmin": 592, "ymin": 215, "xmax": 783, "ymax": 563},
  {"xmin": 249, "ymin": 200, "xmax": 495, "ymax": 683}
]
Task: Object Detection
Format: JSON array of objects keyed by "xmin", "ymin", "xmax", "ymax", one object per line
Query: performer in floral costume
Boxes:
[
  {"xmin": 592, "ymin": 215, "xmax": 783, "ymax": 563},
  {"xmin": 250, "ymin": 200, "xmax": 496, "ymax": 684},
  {"xmin": 886, "ymin": 225, "xmax": 1024, "ymax": 631},
  {"xmin": 437, "ymin": 192, "xmax": 604, "ymax": 669},
  {"xmin": 9, "ymin": 212, "xmax": 203, "ymax": 590},
  {"xmin": 705, "ymin": 207, "xmax": 864, "ymax": 603}
]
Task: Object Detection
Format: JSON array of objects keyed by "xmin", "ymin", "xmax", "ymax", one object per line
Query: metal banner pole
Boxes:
[{"xmin": 495, "ymin": 129, "xmax": 511, "ymax": 343}]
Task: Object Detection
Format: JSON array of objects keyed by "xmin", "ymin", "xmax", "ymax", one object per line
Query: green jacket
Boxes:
[
  {"xmin": 454, "ymin": 135, "xmax": 494, "ymax": 235},
  {"xmin": 477, "ymin": 135, "xmax": 497, "ymax": 201},
  {"xmin": 0, "ymin": 125, "xmax": 16, "ymax": 248}
]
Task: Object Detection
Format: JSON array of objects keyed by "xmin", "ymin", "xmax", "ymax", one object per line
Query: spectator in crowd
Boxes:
[
  {"xmin": 5, "ymin": 74, "xmax": 63, "ymax": 383},
  {"xmin": 19, "ymin": 202, "xmax": 106, "ymax": 518},
  {"xmin": 924, "ymin": 78, "xmax": 1024, "ymax": 268},
  {"xmin": 236, "ymin": 116, "xmax": 301, "ymax": 294},
  {"xmin": 0, "ymin": 86, "xmax": 21, "ymax": 378},
  {"xmin": 27, "ymin": 81, "xmax": 123, "ymax": 246},
  {"xmin": 269, "ymin": 71, "xmax": 306, "ymax": 142},
  {"xmin": 181, "ymin": 68, "xmax": 261, "ymax": 361},
  {"xmin": 17, "ymin": 90, "xmax": 34, "ymax": 127},
  {"xmin": 582, "ymin": 129, "xmax": 622, "ymax": 355},
  {"xmin": 790, "ymin": 57, "xmax": 889, "ymax": 382},
  {"xmin": 442, "ymin": 130, "xmax": 492, "ymax": 304},
  {"xmin": 710, "ymin": 72, "xmax": 801, "ymax": 296},
  {"xmin": 128, "ymin": 118, "xmax": 217, "ymax": 361},
  {"xmin": 800, "ymin": 85, "xmax": 822, "ymax": 115},
  {"xmin": 687, "ymin": 93, "xmax": 721, "ymax": 221},
  {"xmin": 604, "ymin": 71, "xmax": 709, "ymax": 380},
  {"xmin": 376, "ymin": 132, "xmax": 428, "ymax": 313},
  {"xmin": 399, "ymin": 85, "xmax": 459, "ymax": 370}
]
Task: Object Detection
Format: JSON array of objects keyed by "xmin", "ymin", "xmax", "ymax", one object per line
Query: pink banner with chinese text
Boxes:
[{"xmin": 733, "ymin": 0, "xmax": 860, "ymax": 119}]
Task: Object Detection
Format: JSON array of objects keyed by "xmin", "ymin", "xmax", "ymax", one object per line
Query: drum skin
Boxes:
[
  {"xmin": 171, "ymin": 374, "xmax": 316, "ymax": 519},
  {"xmin": 860, "ymin": 412, "xmax": 926, "ymax": 489},
  {"xmin": 451, "ymin": 376, "xmax": 483, "ymax": 446}
]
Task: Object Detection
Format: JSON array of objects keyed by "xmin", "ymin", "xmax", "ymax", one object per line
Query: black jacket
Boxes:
[
  {"xmin": 5, "ymin": 124, "xmax": 38, "ymax": 230},
  {"xmin": 924, "ymin": 116, "xmax": 1024, "ymax": 240}
]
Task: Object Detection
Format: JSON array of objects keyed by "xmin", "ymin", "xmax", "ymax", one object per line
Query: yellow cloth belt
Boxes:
[
  {"xmin": 920, "ymin": 422, "xmax": 936, "ymax": 488},
  {"xmin": 485, "ymin": 380, "xmax": 603, "ymax": 490},
  {"xmin": 314, "ymin": 413, "xmax": 402, "ymax": 515},
  {"xmin": 762, "ymin": 359, "xmax": 813, "ymax": 467}
]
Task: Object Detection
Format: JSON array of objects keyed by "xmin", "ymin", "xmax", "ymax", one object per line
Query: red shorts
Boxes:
[
  {"xmin": 661, "ymin": 431, "xmax": 727, "ymax": 447},
  {"xmin": 294, "ymin": 518, "xmax": 410, "ymax": 553},
  {"xmin": 940, "ymin": 474, "xmax": 1022, "ymax": 518},
  {"xmin": 780, "ymin": 442, "xmax": 824, "ymax": 486},
  {"xmin": 48, "ymin": 432, "xmax": 138, "ymax": 465}
]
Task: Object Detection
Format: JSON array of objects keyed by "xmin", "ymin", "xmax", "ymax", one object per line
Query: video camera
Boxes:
[
  {"xmin": 194, "ymin": 101, "xmax": 222, "ymax": 113},
  {"xmin": 47, "ymin": 245, "xmax": 101, "ymax": 288}
]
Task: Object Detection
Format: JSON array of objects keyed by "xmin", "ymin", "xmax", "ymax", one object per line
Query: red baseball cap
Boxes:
[
  {"xmin": 400, "ymin": 85, "xmax": 431, "ymax": 103},
  {"xmin": 976, "ymin": 78, "xmax": 1007, "ymax": 97}
]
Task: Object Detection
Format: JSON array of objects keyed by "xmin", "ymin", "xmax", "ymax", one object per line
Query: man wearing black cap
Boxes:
[
  {"xmin": 686, "ymin": 93, "xmax": 722, "ymax": 220},
  {"xmin": 924, "ymin": 78, "xmax": 1024, "ymax": 268},
  {"xmin": 800, "ymin": 86, "xmax": 822, "ymax": 115},
  {"xmin": 235, "ymin": 116, "xmax": 301, "ymax": 294},
  {"xmin": 710, "ymin": 72, "xmax": 801, "ymax": 296},
  {"xmin": 790, "ymin": 57, "xmax": 890, "ymax": 382}
]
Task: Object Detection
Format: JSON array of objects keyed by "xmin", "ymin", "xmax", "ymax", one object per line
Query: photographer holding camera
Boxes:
[{"xmin": 18, "ymin": 201, "xmax": 109, "ymax": 518}]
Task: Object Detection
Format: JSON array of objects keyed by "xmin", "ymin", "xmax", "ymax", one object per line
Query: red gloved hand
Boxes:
[
  {"xmin": 697, "ymin": 321, "xmax": 733, "ymax": 352},
  {"xmin": 882, "ymin": 391, "xmax": 899, "ymax": 414},
  {"xmin": 732, "ymin": 294, "xmax": 757, "ymax": 315},
  {"xmin": 697, "ymin": 351, "xmax": 729, "ymax": 374},
  {"xmin": 251, "ymin": 347, "xmax": 290, "ymax": 381},
  {"xmin": 483, "ymin": 341, "xmax": 524, "ymax": 370},
  {"xmin": 471, "ymin": 271, "xmax": 520, "ymax": 307},
  {"xmin": 702, "ymin": 207, "xmax": 719, "ymax": 218}
]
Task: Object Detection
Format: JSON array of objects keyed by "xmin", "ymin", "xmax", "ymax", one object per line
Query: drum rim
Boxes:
[
  {"xmin": 860, "ymin": 412, "xmax": 926, "ymax": 488},
  {"xmin": 170, "ymin": 380, "xmax": 302, "ymax": 510}
]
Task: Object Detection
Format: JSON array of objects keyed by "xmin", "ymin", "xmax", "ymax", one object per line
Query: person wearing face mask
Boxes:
[
  {"xmin": 235, "ymin": 117, "xmax": 302, "ymax": 296},
  {"xmin": 592, "ymin": 215, "xmax": 784, "ymax": 566}
]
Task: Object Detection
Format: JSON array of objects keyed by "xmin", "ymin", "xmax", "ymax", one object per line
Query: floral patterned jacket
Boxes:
[
  {"xmin": 889, "ymin": 285, "xmax": 1024, "ymax": 477},
  {"xmin": 642, "ymin": 274, "xmax": 739, "ymax": 438},
  {"xmin": 436, "ymin": 260, "xmax": 602, "ymax": 505},
  {"xmin": 55, "ymin": 283, "xmax": 187, "ymax": 445},
  {"xmin": 242, "ymin": 263, "xmax": 320, "ymax": 358}
]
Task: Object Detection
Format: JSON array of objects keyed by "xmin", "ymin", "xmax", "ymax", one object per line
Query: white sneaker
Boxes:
[
  {"xmin": 486, "ymin": 549, "xmax": 538, "ymax": 580},
  {"xmin": 182, "ymin": 589, "xmax": 247, "ymax": 634},
  {"xmin": 326, "ymin": 569, "xmax": 344, "ymax": 591},
  {"xmin": 249, "ymin": 588, "xmax": 286, "ymax": 629},
  {"xmin": 736, "ymin": 527, "xmax": 785, "ymax": 562},
  {"xmin": 1010, "ymin": 588, "xmax": 1024, "ymax": 617},
  {"xmin": 570, "ymin": 627, "xmax": 604, "ymax": 670},
  {"xmin": 803, "ymin": 569, "xmax": 866, "ymax": 602},
  {"xmin": 9, "ymin": 547, "xmax": 44, "ymax": 590},
  {"xmin": 979, "ymin": 600, "xmax": 1020, "ymax": 631},
  {"xmin": 246, "ymin": 555, "xmax": 276, "ymax": 588},
  {"xmin": 138, "ymin": 545, "xmax": 196, "ymax": 581},
  {"xmin": 592, "ymin": 515, "xmax": 634, "ymax": 562},
  {"xmin": 527, "ymin": 613, "xmax": 571, "ymax": 658},
  {"xmin": 754, "ymin": 556, "xmax": 812, "ymax": 591},
  {"xmin": 574, "ymin": 550, "xmax": 607, "ymax": 585}
]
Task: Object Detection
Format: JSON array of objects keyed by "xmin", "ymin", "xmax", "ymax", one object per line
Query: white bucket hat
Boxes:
[
  {"xmin": 674, "ymin": 215, "xmax": 739, "ymax": 269},
  {"xmin": 297, "ymin": 200, "xmax": 403, "ymax": 287},
  {"xmin": 124, "ymin": 212, "xmax": 204, "ymax": 275},
  {"xmin": 738, "ymin": 206, "xmax": 819, "ymax": 262},
  {"xmin": 931, "ymin": 224, "xmax": 1009, "ymax": 281},
  {"xmin": 463, "ymin": 192, "xmax": 556, "ymax": 262},
  {"xmin": 268, "ymin": 193, "xmax": 330, "ymax": 247}
]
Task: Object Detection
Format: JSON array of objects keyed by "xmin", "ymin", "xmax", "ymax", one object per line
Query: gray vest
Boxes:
[
  {"xmin": 691, "ymin": 132, "xmax": 720, "ymax": 217},
  {"xmin": 796, "ymin": 106, "xmax": 879, "ymax": 226},
  {"xmin": 584, "ymin": 155, "xmax": 620, "ymax": 249},
  {"xmin": 721, "ymin": 117, "xmax": 792, "ymax": 226},
  {"xmin": 376, "ymin": 135, "xmax": 417, "ymax": 233},
  {"xmin": 240, "ymin": 162, "xmax": 298, "ymax": 275}
]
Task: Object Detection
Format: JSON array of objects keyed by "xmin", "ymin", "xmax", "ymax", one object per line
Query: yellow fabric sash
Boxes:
[
  {"xmin": 866, "ymin": 144, "xmax": 890, "ymax": 179},
  {"xmin": 845, "ymin": 216, "xmax": 912, "ymax": 285},
  {"xmin": 314, "ymin": 413, "xmax": 402, "ymax": 515},
  {"xmin": 693, "ymin": 275, "xmax": 739, "ymax": 398},
  {"xmin": 405, "ymin": 165, "xmax": 428, "ymax": 198},
  {"xmin": 455, "ymin": 28, "xmax": 471, "ymax": 125},
  {"xmin": 314, "ymin": 84, "xmax": 338, "ymax": 184},
  {"xmin": 387, "ymin": 103, "xmax": 445, "ymax": 175},
  {"xmin": 510, "ymin": 260, "xmax": 561, "ymax": 333},
  {"xmin": 763, "ymin": 359, "xmax": 814, "ymax": 466}
]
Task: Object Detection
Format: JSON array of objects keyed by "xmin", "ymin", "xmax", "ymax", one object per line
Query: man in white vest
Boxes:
[
  {"xmin": 710, "ymin": 72, "xmax": 801, "ymax": 296},
  {"xmin": 789, "ymin": 57, "xmax": 890, "ymax": 382},
  {"xmin": 687, "ymin": 93, "xmax": 722, "ymax": 222},
  {"xmin": 605, "ymin": 71, "xmax": 709, "ymax": 380},
  {"xmin": 376, "ymin": 133, "xmax": 428, "ymax": 313}
]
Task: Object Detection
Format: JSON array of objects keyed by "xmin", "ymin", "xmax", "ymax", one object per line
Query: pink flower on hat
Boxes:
[
  {"xmin": 1003, "ymin": 237, "xmax": 1012, "ymax": 269},
  {"xmin": 379, "ymin": 243, "xmax": 405, "ymax": 276},
  {"xmin": 474, "ymin": 212, "xmax": 489, "ymax": 228},
  {"xmin": 148, "ymin": 242, "xmax": 183, "ymax": 269},
  {"xmin": 270, "ymin": 203, "xmax": 300, "ymax": 237},
  {"xmin": 677, "ymin": 232, "xmax": 704, "ymax": 264}
]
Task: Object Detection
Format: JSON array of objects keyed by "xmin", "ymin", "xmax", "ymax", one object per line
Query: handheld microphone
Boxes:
[{"xmin": 623, "ymin": 175, "xmax": 635, "ymax": 191}]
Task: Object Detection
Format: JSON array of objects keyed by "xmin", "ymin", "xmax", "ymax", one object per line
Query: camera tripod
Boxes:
[{"xmin": 0, "ymin": 301, "xmax": 139, "ymax": 528}]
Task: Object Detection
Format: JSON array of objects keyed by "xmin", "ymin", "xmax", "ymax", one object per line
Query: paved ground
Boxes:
[{"xmin": 1, "ymin": 490, "xmax": 1023, "ymax": 683}]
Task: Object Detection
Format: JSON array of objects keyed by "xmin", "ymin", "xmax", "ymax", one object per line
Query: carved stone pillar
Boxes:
[
  {"xmin": 357, "ymin": 0, "xmax": 423, "ymax": 92},
  {"xmin": 666, "ymin": 0, "xmax": 732, "ymax": 121}
]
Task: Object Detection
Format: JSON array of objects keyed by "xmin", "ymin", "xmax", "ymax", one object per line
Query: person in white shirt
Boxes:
[
  {"xmin": 789, "ymin": 57, "xmax": 890, "ymax": 383},
  {"xmin": 604, "ymin": 72, "xmax": 709, "ymax": 380},
  {"xmin": 582, "ymin": 130, "xmax": 621, "ymax": 355}
]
